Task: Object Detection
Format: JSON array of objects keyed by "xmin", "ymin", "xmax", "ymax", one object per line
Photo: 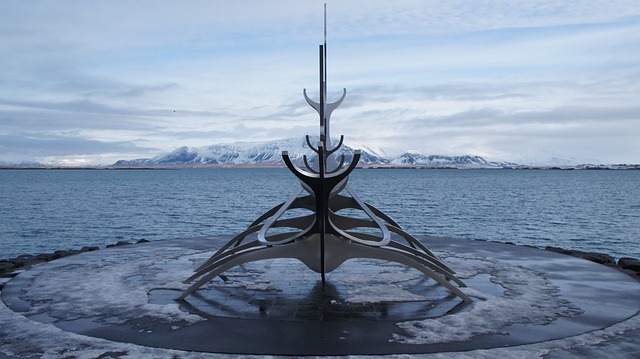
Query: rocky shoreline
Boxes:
[
  {"xmin": 1, "ymin": 238, "xmax": 639, "ymax": 291},
  {"xmin": 543, "ymin": 246, "xmax": 640, "ymax": 280},
  {"xmin": 499, "ymin": 242, "xmax": 640, "ymax": 281},
  {"xmin": 0, "ymin": 239, "xmax": 149, "ymax": 289}
]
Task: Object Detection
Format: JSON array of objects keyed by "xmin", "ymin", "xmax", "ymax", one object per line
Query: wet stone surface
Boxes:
[
  {"xmin": 2, "ymin": 236, "xmax": 640, "ymax": 356},
  {"xmin": 149, "ymin": 258, "xmax": 500, "ymax": 322}
]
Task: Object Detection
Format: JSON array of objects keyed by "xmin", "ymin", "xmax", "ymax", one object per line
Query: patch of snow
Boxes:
[
  {"xmin": 15, "ymin": 247, "xmax": 207, "ymax": 327},
  {"xmin": 1, "ymin": 290, "xmax": 639, "ymax": 358},
  {"xmin": 1, "ymin": 245, "xmax": 639, "ymax": 358},
  {"xmin": 392, "ymin": 255, "xmax": 583, "ymax": 344},
  {"xmin": 506, "ymin": 150, "xmax": 603, "ymax": 166},
  {"xmin": 347, "ymin": 284, "xmax": 428, "ymax": 303}
]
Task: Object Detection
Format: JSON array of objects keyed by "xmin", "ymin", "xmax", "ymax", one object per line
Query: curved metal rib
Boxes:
[
  {"xmin": 364, "ymin": 203, "xmax": 401, "ymax": 228},
  {"xmin": 303, "ymin": 155, "xmax": 319, "ymax": 174},
  {"xmin": 195, "ymin": 224, "xmax": 263, "ymax": 272},
  {"xmin": 181, "ymin": 233, "xmax": 470, "ymax": 303},
  {"xmin": 334, "ymin": 184, "xmax": 390, "ymax": 246},
  {"xmin": 326, "ymin": 88, "xmax": 346, "ymax": 117},
  {"xmin": 326, "ymin": 154, "xmax": 345, "ymax": 174},
  {"xmin": 341, "ymin": 244, "xmax": 471, "ymax": 303},
  {"xmin": 258, "ymin": 187, "xmax": 315, "ymax": 245},
  {"xmin": 303, "ymin": 88, "xmax": 321, "ymax": 113},
  {"xmin": 305, "ymin": 135, "xmax": 319, "ymax": 153},
  {"xmin": 303, "ymin": 87, "xmax": 346, "ymax": 119},
  {"xmin": 191, "ymin": 240, "xmax": 264, "ymax": 280},
  {"xmin": 180, "ymin": 244, "xmax": 298, "ymax": 300},
  {"xmin": 249, "ymin": 203, "xmax": 285, "ymax": 228},
  {"xmin": 283, "ymin": 152, "xmax": 319, "ymax": 186},
  {"xmin": 326, "ymin": 135, "xmax": 344, "ymax": 154},
  {"xmin": 325, "ymin": 150, "xmax": 360, "ymax": 180}
]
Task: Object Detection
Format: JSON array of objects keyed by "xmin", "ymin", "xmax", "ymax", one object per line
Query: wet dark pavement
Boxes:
[{"xmin": 1, "ymin": 236, "xmax": 639, "ymax": 357}]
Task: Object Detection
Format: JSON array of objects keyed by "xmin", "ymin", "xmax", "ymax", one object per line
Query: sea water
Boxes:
[{"xmin": 0, "ymin": 168, "xmax": 638, "ymax": 260}]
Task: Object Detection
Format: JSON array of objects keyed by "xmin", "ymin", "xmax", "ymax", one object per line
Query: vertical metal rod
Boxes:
[
  {"xmin": 319, "ymin": 45, "xmax": 325, "ymax": 145},
  {"xmin": 319, "ymin": 143, "xmax": 326, "ymax": 291},
  {"xmin": 323, "ymin": 4, "xmax": 329, "ymax": 150},
  {"xmin": 318, "ymin": 45, "xmax": 326, "ymax": 292}
]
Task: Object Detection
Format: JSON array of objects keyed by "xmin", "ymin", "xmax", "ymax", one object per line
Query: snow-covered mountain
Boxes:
[
  {"xmin": 505, "ymin": 151, "xmax": 602, "ymax": 167},
  {"xmin": 389, "ymin": 152, "xmax": 500, "ymax": 168},
  {"xmin": 112, "ymin": 138, "xmax": 515, "ymax": 169}
]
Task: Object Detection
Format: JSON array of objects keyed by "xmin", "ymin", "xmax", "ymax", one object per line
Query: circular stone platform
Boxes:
[{"xmin": 1, "ymin": 236, "xmax": 640, "ymax": 358}]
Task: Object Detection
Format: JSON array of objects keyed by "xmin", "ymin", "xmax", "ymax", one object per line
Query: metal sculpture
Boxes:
[{"xmin": 179, "ymin": 8, "xmax": 471, "ymax": 303}]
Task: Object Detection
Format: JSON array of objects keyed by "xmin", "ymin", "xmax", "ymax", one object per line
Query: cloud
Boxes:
[
  {"xmin": 0, "ymin": 132, "xmax": 154, "ymax": 161},
  {"xmin": 0, "ymin": 1, "xmax": 639, "ymax": 164}
]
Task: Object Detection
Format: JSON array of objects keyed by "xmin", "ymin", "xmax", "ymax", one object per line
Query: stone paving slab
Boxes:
[{"xmin": 1, "ymin": 236, "xmax": 639, "ymax": 358}]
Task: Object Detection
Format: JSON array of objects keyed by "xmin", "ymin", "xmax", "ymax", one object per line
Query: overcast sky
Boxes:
[{"xmin": 1, "ymin": 1, "xmax": 639, "ymax": 165}]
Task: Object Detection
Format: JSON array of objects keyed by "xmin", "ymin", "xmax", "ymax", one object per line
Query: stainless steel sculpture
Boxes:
[{"xmin": 179, "ymin": 8, "xmax": 471, "ymax": 303}]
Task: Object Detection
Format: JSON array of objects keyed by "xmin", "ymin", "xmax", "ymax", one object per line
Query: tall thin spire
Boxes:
[
  {"xmin": 324, "ymin": 3, "xmax": 327, "ymax": 95},
  {"xmin": 324, "ymin": 3, "xmax": 327, "ymax": 44}
]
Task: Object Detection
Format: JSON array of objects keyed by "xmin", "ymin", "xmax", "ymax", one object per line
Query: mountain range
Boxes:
[{"xmin": 112, "ymin": 138, "xmax": 517, "ymax": 169}]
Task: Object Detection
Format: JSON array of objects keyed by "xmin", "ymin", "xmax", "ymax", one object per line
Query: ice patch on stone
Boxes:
[
  {"xmin": 16, "ymin": 246, "xmax": 206, "ymax": 327},
  {"xmin": 347, "ymin": 284, "xmax": 428, "ymax": 303},
  {"xmin": 392, "ymin": 255, "xmax": 584, "ymax": 344}
]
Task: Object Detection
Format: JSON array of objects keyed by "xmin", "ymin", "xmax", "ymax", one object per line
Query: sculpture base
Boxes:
[{"xmin": 2, "ymin": 236, "xmax": 640, "ymax": 357}]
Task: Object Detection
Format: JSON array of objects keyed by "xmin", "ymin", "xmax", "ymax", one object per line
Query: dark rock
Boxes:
[
  {"xmin": 80, "ymin": 246, "xmax": 100, "ymax": 253},
  {"xmin": 545, "ymin": 247, "xmax": 573, "ymax": 255},
  {"xmin": 545, "ymin": 247, "xmax": 616, "ymax": 266},
  {"xmin": 618, "ymin": 257, "xmax": 640, "ymax": 271},
  {"xmin": 137, "ymin": 238, "xmax": 150, "ymax": 244},
  {"xmin": 0, "ymin": 261, "xmax": 17, "ymax": 273},
  {"xmin": 36, "ymin": 253, "xmax": 55, "ymax": 261},
  {"xmin": 107, "ymin": 241, "xmax": 130, "ymax": 248},
  {"xmin": 492, "ymin": 241, "xmax": 516, "ymax": 245},
  {"xmin": 10, "ymin": 256, "xmax": 35, "ymax": 266},
  {"xmin": 618, "ymin": 268, "xmax": 640, "ymax": 281},
  {"xmin": 52, "ymin": 250, "xmax": 72, "ymax": 259},
  {"xmin": 575, "ymin": 251, "xmax": 616, "ymax": 266},
  {"xmin": 3, "ymin": 257, "xmax": 47, "ymax": 271}
]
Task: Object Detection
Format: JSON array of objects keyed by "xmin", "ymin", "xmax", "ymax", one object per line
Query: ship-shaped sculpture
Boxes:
[{"xmin": 179, "ymin": 8, "xmax": 471, "ymax": 303}]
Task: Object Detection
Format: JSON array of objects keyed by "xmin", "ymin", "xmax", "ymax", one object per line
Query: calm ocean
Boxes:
[{"xmin": 1, "ymin": 168, "xmax": 638, "ymax": 260}]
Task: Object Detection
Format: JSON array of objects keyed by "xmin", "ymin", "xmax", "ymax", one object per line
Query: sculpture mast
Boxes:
[
  {"xmin": 321, "ymin": 3, "xmax": 327, "ymax": 149},
  {"xmin": 319, "ymin": 3, "xmax": 327, "ymax": 289},
  {"xmin": 303, "ymin": 4, "xmax": 346, "ymax": 174}
]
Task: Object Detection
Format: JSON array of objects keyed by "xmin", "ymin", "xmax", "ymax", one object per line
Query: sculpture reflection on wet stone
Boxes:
[{"xmin": 178, "ymin": 14, "xmax": 471, "ymax": 304}]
